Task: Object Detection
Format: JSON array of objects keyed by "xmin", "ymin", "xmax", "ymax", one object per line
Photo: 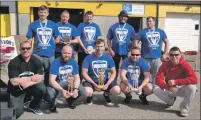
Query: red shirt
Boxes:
[{"xmin": 156, "ymin": 57, "xmax": 198, "ymax": 89}]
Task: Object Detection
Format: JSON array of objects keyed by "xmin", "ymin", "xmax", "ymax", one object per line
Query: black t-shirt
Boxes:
[{"xmin": 7, "ymin": 55, "xmax": 43, "ymax": 93}]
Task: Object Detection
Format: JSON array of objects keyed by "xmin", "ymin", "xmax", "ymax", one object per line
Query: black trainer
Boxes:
[
  {"xmin": 49, "ymin": 105, "xmax": 57, "ymax": 113},
  {"xmin": 124, "ymin": 93, "xmax": 132, "ymax": 104},
  {"xmin": 103, "ymin": 93, "xmax": 114, "ymax": 106},
  {"xmin": 66, "ymin": 97, "xmax": 76, "ymax": 109},
  {"xmin": 139, "ymin": 94, "xmax": 149, "ymax": 105},
  {"xmin": 86, "ymin": 96, "xmax": 93, "ymax": 105}
]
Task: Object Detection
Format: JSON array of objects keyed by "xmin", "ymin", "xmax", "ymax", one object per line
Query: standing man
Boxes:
[
  {"xmin": 120, "ymin": 46, "xmax": 153, "ymax": 104},
  {"xmin": 7, "ymin": 41, "xmax": 45, "ymax": 118},
  {"xmin": 77, "ymin": 11, "xmax": 102, "ymax": 80},
  {"xmin": 107, "ymin": 10, "xmax": 136, "ymax": 80},
  {"xmin": 55, "ymin": 10, "xmax": 87, "ymax": 58},
  {"xmin": 154, "ymin": 46, "xmax": 198, "ymax": 117},
  {"xmin": 82, "ymin": 39, "xmax": 121, "ymax": 106},
  {"xmin": 45, "ymin": 45, "xmax": 83, "ymax": 112},
  {"xmin": 26, "ymin": 5, "xmax": 59, "ymax": 86},
  {"xmin": 134, "ymin": 16, "xmax": 169, "ymax": 84}
]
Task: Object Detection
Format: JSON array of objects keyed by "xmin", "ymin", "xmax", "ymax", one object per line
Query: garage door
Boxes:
[{"xmin": 165, "ymin": 13, "xmax": 200, "ymax": 52}]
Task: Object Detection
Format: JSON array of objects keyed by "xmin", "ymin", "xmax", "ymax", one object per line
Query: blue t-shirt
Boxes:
[
  {"xmin": 120, "ymin": 57, "xmax": 150, "ymax": 85},
  {"xmin": 26, "ymin": 20, "xmax": 59, "ymax": 57},
  {"xmin": 107, "ymin": 23, "xmax": 136, "ymax": 55},
  {"xmin": 82, "ymin": 53, "xmax": 115, "ymax": 83},
  {"xmin": 55, "ymin": 22, "xmax": 79, "ymax": 52},
  {"xmin": 50, "ymin": 57, "xmax": 79, "ymax": 82},
  {"xmin": 137, "ymin": 28, "xmax": 167, "ymax": 58},
  {"xmin": 77, "ymin": 22, "xmax": 102, "ymax": 52}
]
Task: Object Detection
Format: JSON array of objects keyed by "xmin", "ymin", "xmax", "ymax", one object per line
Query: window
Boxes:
[{"xmin": 0, "ymin": 6, "xmax": 9, "ymax": 14}]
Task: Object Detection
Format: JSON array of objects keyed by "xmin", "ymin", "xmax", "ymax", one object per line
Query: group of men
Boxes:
[{"xmin": 7, "ymin": 5, "xmax": 198, "ymax": 119}]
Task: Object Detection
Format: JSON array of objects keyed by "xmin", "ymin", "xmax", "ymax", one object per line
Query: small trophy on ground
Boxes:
[
  {"xmin": 96, "ymin": 69, "xmax": 104, "ymax": 91},
  {"xmin": 131, "ymin": 79, "xmax": 142, "ymax": 95},
  {"xmin": 67, "ymin": 74, "xmax": 74, "ymax": 96}
]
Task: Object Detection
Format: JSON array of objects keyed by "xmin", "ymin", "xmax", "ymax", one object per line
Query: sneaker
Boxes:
[
  {"xmin": 49, "ymin": 105, "xmax": 57, "ymax": 113},
  {"xmin": 124, "ymin": 93, "xmax": 132, "ymax": 104},
  {"xmin": 103, "ymin": 93, "xmax": 114, "ymax": 106},
  {"xmin": 42, "ymin": 99, "xmax": 51, "ymax": 104},
  {"xmin": 28, "ymin": 107, "xmax": 43, "ymax": 115},
  {"xmin": 86, "ymin": 96, "xmax": 93, "ymax": 105},
  {"xmin": 24, "ymin": 98, "xmax": 32, "ymax": 108},
  {"xmin": 68, "ymin": 104, "xmax": 76, "ymax": 109},
  {"xmin": 180, "ymin": 109, "xmax": 189, "ymax": 117},
  {"xmin": 139, "ymin": 94, "xmax": 149, "ymax": 105},
  {"xmin": 166, "ymin": 97, "xmax": 176, "ymax": 108}
]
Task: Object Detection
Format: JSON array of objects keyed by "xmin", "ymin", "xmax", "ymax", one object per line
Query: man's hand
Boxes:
[
  {"xmin": 103, "ymin": 83, "xmax": 109, "ymax": 90},
  {"xmin": 162, "ymin": 53, "xmax": 169, "ymax": 61},
  {"xmin": 20, "ymin": 78, "xmax": 33, "ymax": 89},
  {"xmin": 109, "ymin": 49, "xmax": 115, "ymax": 57},
  {"xmin": 72, "ymin": 89, "xmax": 79, "ymax": 98},
  {"xmin": 168, "ymin": 80, "xmax": 176, "ymax": 86},
  {"xmin": 61, "ymin": 89, "xmax": 70, "ymax": 98},
  {"xmin": 92, "ymin": 82, "xmax": 99, "ymax": 89},
  {"xmin": 167, "ymin": 87, "xmax": 178, "ymax": 93},
  {"xmin": 137, "ymin": 86, "xmax": 143, "ymax": 93}
]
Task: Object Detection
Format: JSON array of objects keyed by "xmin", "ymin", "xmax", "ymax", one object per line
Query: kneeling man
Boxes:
[
  {"xmin": 120, "ymin": 46, "xmax": 153, "ymax": 104},
  {"xmin": 82, "ymin": 39, "xmax": 121, "ymax": 106}
]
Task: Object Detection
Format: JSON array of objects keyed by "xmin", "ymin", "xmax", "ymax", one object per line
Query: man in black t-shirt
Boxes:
[{"xmin": 7, "ymin": 41, "xmax": 46, "ymax": 119}]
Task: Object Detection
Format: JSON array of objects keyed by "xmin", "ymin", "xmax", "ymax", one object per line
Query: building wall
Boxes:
[
  {"xmin": 18, "ymin": 1, "xmax": 157, "ymax": 35},
  {"xmin": 0, "ymin": 1, "xmax": 17, "ymax": 37}
]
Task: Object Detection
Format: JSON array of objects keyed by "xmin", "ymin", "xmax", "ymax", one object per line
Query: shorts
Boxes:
[{"xmin": 83, "ymin": 80, "xmax": 118, "ymax": 92}]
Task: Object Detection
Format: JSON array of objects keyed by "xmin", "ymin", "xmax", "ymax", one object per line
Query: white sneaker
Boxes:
[{"xmin": 180, "ymin": 109, "xmax": 189, "ymax": 117}]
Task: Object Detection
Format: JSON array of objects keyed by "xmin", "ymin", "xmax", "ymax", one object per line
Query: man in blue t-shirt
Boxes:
[
  {"xmin": 77, "ymin": 11, "xmax": 102, "ymax": 81},
  {"xmin": 107, "ymin": 10, "xmax": 136, "ymax": 80},
  {"xmin": 55, "ymin": 10, "xmax": 87, "ymax": 58},
  {"xmin": 120, "ymin": 46, "xmax": 153, "ymax": 104},
  {"xmin": 44, "ymin": 45, "xmax": 83, "ymax": 112},
  {"xmin": 26, "ymin": 5, "xmax": 60, "ymax": 86},
  {"xmin": 82, "ymin": 39, "xmax": 120, "ymax": 106},
  {"xmin": 134, "ymin": 16, "xmax": 169, "ymax": 84}
]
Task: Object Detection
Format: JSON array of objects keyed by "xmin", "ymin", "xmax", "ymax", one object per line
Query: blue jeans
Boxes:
[
  {"xmin": 45, "ymin": 80, "xmax": 84, "ymax": 107},
  {"xmin": 33, "ymin": 54, "xmax": 55, "ymax": 86}
]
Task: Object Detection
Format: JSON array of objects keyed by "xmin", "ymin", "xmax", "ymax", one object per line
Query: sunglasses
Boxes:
[
  {"xmin": 131, "ymin": 54, "xmax": 140, "ymax": 56},
  {"xmin": 169, "ymin": 54, "xmax": 180, "ymax": 57},
  {"xmin": 21, "ymin": 47, "xmax": 31, "ymax": 51}
]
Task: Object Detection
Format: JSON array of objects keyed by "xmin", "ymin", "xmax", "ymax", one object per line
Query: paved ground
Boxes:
[{"xmin": 0, "ymin": 54, "xmax": 200, "ymax": 119}]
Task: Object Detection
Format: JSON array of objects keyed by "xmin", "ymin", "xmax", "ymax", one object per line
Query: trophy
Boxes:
[
  {"xmin": 87, "ymin": 46, "xmax": 94, "ymax": 54},
  {"xmin": 130, "ymin": 79, "xmax": 142, "ymax": 95},
  {"xmin": 62, "ymin": 35, "xmax": 70, "ymax": 44},
  {"xmin": 67, "ymin": 74, "xmax": 74, "ymax": 96},
  {"xmin": 96, "ymin": 69, "xmax": 104, "ymax": 90}
]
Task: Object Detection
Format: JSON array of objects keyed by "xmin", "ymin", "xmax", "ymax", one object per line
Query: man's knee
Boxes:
[
  {"xmin": 45, "ymin": 86, "xmax": 58, "ymax": 102},
  {"xmin": 110, "ymin": 85, "xmax": 121, "ymax": 95},
  {"xmin": 184, "ymin": 85, "xmax": 197, "ymax": 95},
  {"xmin": 34, "ymin": 83, "xmax": 46, "ymax": 95},
  {"xmin": 143, "ymin": 83, "xmax": 153, "ymax": 95},
  {"xmin": 84, "ymin": 87, "xmax": 93, "ymax": 96}
]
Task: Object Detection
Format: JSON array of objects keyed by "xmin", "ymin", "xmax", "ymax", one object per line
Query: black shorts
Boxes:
[{"xmin": 83, "ymin": 81, "xmax": 118, "ymax": 92}]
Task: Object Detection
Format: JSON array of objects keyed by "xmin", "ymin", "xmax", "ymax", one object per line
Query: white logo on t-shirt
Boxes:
[
  {"xmin": 58, "ymin": 27, "xmax": 72, "ymax": 40},
  {"xmin": 146, "ymin": 32, "xmax": 160, "ymax": 48},
  {"xmin": 115, "ymin": 28, "xmax": 128, "ymax": 44},
  {"xmin": 84, "ymin": 26, "xmax": 96, "ymax": 43},
  {"xmin": 92, "ymin": 60, "xmax": 107, "ymax": 78},
  {"xmin": 37, "ymin": 27, "xmax": 52, "ymax": 47},
  {"xmin": 58, "ymin": 65, "xmax": 73, "ymax": 82}
]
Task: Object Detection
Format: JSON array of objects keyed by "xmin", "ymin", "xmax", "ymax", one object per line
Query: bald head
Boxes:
[
  {"xmin": 62, "ymin": 45, "xmax": 72, "ymax": 53},
  {"xmin": 61, "ymin": 45, "xmax": 73, "ymax": 62}
]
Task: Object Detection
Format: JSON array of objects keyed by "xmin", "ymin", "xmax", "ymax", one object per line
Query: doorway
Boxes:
[{"xmin": 127, "ymin": 17, "xmax": 142, "ymax": 33}]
